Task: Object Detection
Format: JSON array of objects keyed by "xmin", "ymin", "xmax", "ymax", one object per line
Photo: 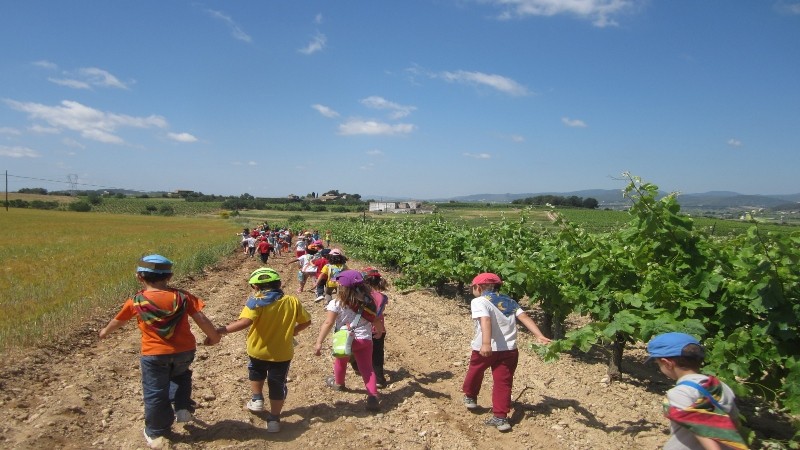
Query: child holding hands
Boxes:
[{"xmin": 215, "ymin": 268, "xmax": 311, "ymax": 433}]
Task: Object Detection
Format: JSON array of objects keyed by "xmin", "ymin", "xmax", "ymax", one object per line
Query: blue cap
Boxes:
[
  {"xmin": 137, "ymin": 254, "xmax": 173, "ymax": 274},
  {"xmin": 646, "ymin": 332, "xmax": 703, "ymax": 360}
]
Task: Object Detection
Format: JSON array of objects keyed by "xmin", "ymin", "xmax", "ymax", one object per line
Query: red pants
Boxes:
[{"xmin": 462, "ymin": 349, "xmax": 519, "ymax": 418}]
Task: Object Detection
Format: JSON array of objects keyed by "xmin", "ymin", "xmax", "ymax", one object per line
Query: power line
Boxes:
[{"xmin": 5, "ymin": 173, "xmax": 150, "ymax": 193}]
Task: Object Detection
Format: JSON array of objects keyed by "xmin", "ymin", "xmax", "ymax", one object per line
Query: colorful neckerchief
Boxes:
[
  {"xmin": 665, "ymin": 376, "xmax": 748, "ymax": 449},
  {"xmin": 133, "ymin": 289, "xmax": 187, "ymax": 339},
  {"xmin": 246, "ymin": 289, "xmax": 284, "ymax": 309},
  {"xmin": 483, "ymin": 291, "xmax": 520, "ymax": 317}
]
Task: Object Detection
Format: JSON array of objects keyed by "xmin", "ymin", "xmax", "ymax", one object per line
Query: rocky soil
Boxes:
[{"xmin": 0, "ymin": 249, "xmax": 790, "ymax": 449}]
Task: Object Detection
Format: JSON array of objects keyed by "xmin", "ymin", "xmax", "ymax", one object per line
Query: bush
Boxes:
[{"xmin": 68, "ymin": 201, "xmax": 92, "ymax": 212}]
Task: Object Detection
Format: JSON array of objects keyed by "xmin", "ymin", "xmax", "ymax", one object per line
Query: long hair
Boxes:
[{"xmin": 336, "ymin": 282, "xmax": 373, "ymax": 311}]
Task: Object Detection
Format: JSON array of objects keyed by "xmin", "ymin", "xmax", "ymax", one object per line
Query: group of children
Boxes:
[{"xmin": 101, "ymin": 253, "xmax": 748, "ymax": 449}]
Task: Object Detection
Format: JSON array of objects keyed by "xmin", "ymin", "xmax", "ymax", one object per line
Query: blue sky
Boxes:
[{"xmin": 1, "ymin": 1, "xmax": 799, "ymax": 199}]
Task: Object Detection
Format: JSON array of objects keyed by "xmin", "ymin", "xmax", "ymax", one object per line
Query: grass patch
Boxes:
[{"xmin": 0, "ymin": 209, "xmax": 240, "ymax": 352}]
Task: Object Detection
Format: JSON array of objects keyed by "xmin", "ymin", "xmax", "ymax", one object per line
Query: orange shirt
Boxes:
[{"xmin": 114, "ymin": 289, "xmax": 204, "ymax": 355}]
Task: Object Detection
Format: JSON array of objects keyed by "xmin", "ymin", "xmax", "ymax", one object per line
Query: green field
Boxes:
[{"xmin": 0, "ymin": 209, "xmax": 240, "ymax": 351}]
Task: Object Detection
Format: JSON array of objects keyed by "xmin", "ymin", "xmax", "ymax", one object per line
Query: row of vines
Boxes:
[{"xmin": 323, "ymin": 175, "xmax": 800, "ymax": 421}]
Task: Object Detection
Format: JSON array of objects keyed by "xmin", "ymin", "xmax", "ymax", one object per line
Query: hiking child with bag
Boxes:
[
  {"xmin": 99, "ymin": 254, "xmax": 222, "ymax": 448},
  {"xmin": 214, "ymin": 268, "xmax": 312, "ymax": 433},
  {"xmin": 313, "ymin": 269, "xmax": 384, "ymax": 412},
  {"xmin": 462, "ymin": 272, "xmax": 551, "ymax": 432},
  {"xmin": 313, "ymin": 248, "xmax": 347, "ymax": 303},
  {"xmin": 349, "ymin": 267, "xmax": 390, "ymax": 388}
]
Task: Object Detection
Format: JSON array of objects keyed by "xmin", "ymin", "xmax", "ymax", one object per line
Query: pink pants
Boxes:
[
  {"xmin": 333, "ymin": 338, "xmax": 377, "ymax": 396},
  {"xmin": 462, "ymin": 349, "xmax": 519, "ymax": 418}
]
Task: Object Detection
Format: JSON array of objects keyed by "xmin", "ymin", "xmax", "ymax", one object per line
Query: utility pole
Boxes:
[{"xmin": 5, "ymin": 170, "xmax": 8, "ymax": 211}]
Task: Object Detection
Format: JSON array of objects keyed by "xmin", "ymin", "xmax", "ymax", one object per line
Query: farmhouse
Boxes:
[{"xmin": 369, "ymin": 201, "xmax": 431, "ymax": 214}]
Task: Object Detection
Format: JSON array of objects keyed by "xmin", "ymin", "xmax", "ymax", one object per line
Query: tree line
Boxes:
[{"xmin": 512, "ymin": 195, "xmax": 599, "ymax": 209}]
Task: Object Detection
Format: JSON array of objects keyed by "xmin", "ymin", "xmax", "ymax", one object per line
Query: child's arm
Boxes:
[
  {"xmin": 99, "ymin": 319, "xmax": 126, "ymax": 339},
  {"xmin": 313, "ymin": 311, "xmax": 337, "ymax": 356},
  {"xmin": 294, "ymin": 319, "xmax": 311, "ymax": 336},
  {"xmin": 479, "ymin": 316, "xmax": 492, "ymax": 357},
  {"xmin": 216, "ymin": 317, "xmax": 253, "ymax": 335},
  {"xmin": 693, "ymin": 437, "xmax": 724, "ymax": 450},
  {"xmin": 516, "ymin": 312, "xmax": 552, "ymax": 344},
  {"xmin": 191, "ymin": 311, "xmax": 222, "ymax": 345}
]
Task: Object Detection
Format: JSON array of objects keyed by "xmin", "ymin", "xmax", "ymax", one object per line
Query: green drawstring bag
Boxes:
[{"xmin": 331, "ymin": 307, "xmax": 362, "ymax": 358}]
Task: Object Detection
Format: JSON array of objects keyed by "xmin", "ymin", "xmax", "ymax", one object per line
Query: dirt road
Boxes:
[{"xmin": 0, "ymin": 249, "xmax": 683, "ymax": 449}]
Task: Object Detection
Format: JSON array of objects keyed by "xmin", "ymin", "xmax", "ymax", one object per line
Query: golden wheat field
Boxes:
[{"xmin": 0, "ymin": 209, "xmax": 240, "ymax": 350}]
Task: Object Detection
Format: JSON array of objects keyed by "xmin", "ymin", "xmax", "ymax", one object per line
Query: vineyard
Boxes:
[
  {"xmin": 91, "ymin": 198, "xmax": 224, "ymax": 215},
  {"xmin": 323, "ymin": 175, "xmax": 800, "ymax": 432}
]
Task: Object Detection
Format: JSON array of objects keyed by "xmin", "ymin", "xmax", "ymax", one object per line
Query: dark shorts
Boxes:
[{"xmin": 248, "ymin": 357, "xmax": 291, "ymax": 400}]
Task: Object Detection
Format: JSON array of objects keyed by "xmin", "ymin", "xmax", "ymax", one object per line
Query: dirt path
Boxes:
[{"xmin": 0, "ymin": 249, "xmax": 678, "ymax": 449}]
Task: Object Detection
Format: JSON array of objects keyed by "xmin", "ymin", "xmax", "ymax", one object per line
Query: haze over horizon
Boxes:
[{"xmin": 1, "ymin": 1, "xmax": 798, "ymax": 199}]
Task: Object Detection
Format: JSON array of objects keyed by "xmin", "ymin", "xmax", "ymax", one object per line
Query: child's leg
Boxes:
[
  {"xmin": 489, "ymin": 350, "xmax": 519, "ymax": 418},
  {"xmin": 169, "ymin": 351, "xmax": 195, "ymax": 411},
  {"xmin": 333, "ymin": 356, "xmax": 348, "ymax": 386},
  {"xmin": 140, "ymin": 355, "xmax": 176, "ymax": 438},
  {"xmin": 462, "ymin": 350, "xmax": 493, "ymax": 399},
  {"xmin": 372, "ymin": 334, "xmax": 386, "ymax": 383},
  {"xmin": 351, "ymin": 339, "xmax": 377, "ymax": 396},
  {"xmin": 265, "ymin": 360, "xmax": 291, "ymax": 416}
]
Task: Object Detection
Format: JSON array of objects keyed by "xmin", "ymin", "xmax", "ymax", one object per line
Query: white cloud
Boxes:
[
  {"xmin": 438, "ymin": 70, "xmax": 530, "ymax": 96},
  {"xmin": 359, "ymin": 162, "xmax": 376, "ymax": 171},
  {"xmin": 5, "ymin": 99, "xmax": 168, "ymax": 145},
  {"xmin": 0, "ymin": 145, "xmax": 40, "ymax": 158},
  {"xmin": 775, "ymin": 1, "xmax": 800, "ymax": 14},
  {"xmin": 300, "ymin": 32, "xmax": 327, "ymax": 54},
  {"xmin": 338, "ymin": 119, "xmax": 416, "ymax": 136},
  {"xmin": 29, "ymin": 124, "xmax": 60, "ymax": 134},
  {"xmin": 482, "ymin": 0, "xmax": 638, "ymax": 27},
  {"xmin": 33, "ymin": 60, "xmax": 58, "ymax": 70},
  {"xmin": 46, "ymin": 67, "xmax": 129, "ymax": 90},
  {"xmin": 168, "ymin": 132, "xmax": 198, "ymax": 143},
  {"xmin": 315, "ymin": 13, "xmax": 324, "ymax": 24},
  {"xmin": 312, "ymin": 104, "xmax": 340, "ymax": 118},
  {"xmin": 727, "ymin": 138, "xmax": 743, "ymax": 147},
  {"xmin": 463, "ymin": 152, "xmax": 492, "ymax": 159},
  {"xmin": 361, "ymin": 96, "xmax": 417, "ymax": 119},
  {"xmin": 206, "ymin": 9, "xmax": 252, "ymax": 43},
  {"xmin": 562, "ymin": 117, "xmax": 587, "ymax": 127},
  {"xmin": 366, "ymin": 149, "xmax": 384, "ymax": 156},
  {"xmin": 247, "ymin": 161, "xmax": 258, "ymax": 166},
  {"xmin": 0, "ymin": 127, "xmax": 21, "ymax": 135},
  {"xmin": 510, "ymin": 134, "xmax": 525, "ymax": 142},
  {"xmin": 62, "ymin": 138, "xmax": 86, "ymax": 149}
]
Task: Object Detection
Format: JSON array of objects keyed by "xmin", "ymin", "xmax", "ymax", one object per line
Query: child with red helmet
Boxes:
[{"xmin": 461, "ymin": 272, "xmax": 551, "ymax": 432}]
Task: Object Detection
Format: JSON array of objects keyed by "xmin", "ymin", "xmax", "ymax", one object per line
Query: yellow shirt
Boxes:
[
  {"xmin": 239, "ymin": 294, "xmax": 311, "ymax": 362},
  {"xmin": 320, "ymin": 263, "xmax": 347, "ymax": 288}
]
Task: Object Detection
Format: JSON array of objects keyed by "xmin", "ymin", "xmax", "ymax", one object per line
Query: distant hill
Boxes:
[{"xmin": 429, "ymin": 190, "xmax": 800, "ymax": 211}]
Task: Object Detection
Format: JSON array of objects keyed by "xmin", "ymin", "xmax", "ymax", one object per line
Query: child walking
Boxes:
[
  {"xmin": 313, "ymin": 248, "xmax": 347, "ymax": 303},
  {"xmin": 646, "ymin": 332, "xmax": 748, "ymax": 449},
  {"xmin": 99, "ymin": 254, "xmax": 221, "ymax": 448},
  {"xmin": 214, "ymin": 268, "xmax": 311, "ymax": 433},
  {"xmin": 350, "ymin": 267, "xmax": 389, "ymax": 388},
  {"xmin": 462, "ymin": 272, "xmax": 551, "ymax": 432},
  {"xmin": 313, "ymin": 269, "xmax": 384, "ymax": 412}
]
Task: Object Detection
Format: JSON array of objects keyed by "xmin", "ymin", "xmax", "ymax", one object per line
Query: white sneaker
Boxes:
[
  {"xmin": 314, "ymin": 295, "xmax": 325, "ymax": 302},
  {"xmin": 247, "ymin": 398, "xmax": 264, "ymax": 412},
  {"xmin": 175, "ymin": 409, "xmax": 193, "ymax": 423},
  {"xmin": 143, "ymin": 429, "xmax": 167, "ymax": 449},
  {"xmin": 266, "ymin": 417, "xmax": 281, "ymax": 433}
]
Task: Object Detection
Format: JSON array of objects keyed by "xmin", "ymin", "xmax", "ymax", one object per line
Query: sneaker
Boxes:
[
  {"xmin": 366, "ymin": 395, "xmax": 380, "ymax": 412},
  {"xmin": 247, "ymin": 398, "xmax": 265, "ymax": 412},
  {"xmin": 376, "ymin": 378, "xmax": 388, "ymax": 389},
  {"xmin": 175, "ymin": 409, "xmax": 193, "ymax": 423},
  {"xmin": 315, "ymin": 295, "xmax": 325, "ymax": 302},
  {"xmin": 325, "ymin": 375, "xmax": 344, "ymax": 391},
  {"xmin": 266, "ymin": 414, "xmax": 281, "ymax": 433},
  {"xmin": 142, "ymin": 429, "xmax": 167, "ymax": 449},
  {"xmin": 484, "ymin": 416, "xmax": 512, "ymax": 432},
  {"xmin": 463, "ymin": 396, "xmax": 478, "ymax": 410}
]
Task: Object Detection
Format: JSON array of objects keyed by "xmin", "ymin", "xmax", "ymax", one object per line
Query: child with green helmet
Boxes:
[{"xmin": 215, "ymin": 267, "xmax": 312, "ymax": 433}]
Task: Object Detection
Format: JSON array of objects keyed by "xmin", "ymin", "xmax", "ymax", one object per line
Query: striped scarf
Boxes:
[
  {"xmin": 665, "ymin": 376, "xmax": 748, "ymax": 449},
  {"xmin": 132, "ymin": 289, "xmax": 187, "ymax": 339},
  {"xmin": 483, "ymin": 292, "xmax": 520, "ymax": 317}
]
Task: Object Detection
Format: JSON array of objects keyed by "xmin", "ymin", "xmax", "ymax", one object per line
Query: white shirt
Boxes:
[
  {"xmin": 326, "ymin": 300, "xmax": 372, "ymax": 340},
  {"xmin": 469, "ymin": 296, "xmax": 523, "ymax": 351}
]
